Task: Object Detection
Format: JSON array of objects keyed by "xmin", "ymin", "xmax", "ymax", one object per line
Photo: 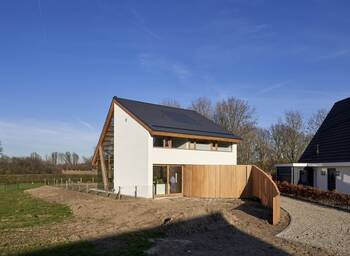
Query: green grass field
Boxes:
[
  {"xmin": 0, "ymin": 184, "xmax": 160, "ymax": 256},
  {"xmin": 0, "ymin": 184, "xmax": 72, "ymax": 230}
]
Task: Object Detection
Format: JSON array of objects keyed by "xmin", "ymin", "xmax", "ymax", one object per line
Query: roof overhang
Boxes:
[{"xmin": 92, "ymin": 99, "xmax": 242, "ymax": 165}]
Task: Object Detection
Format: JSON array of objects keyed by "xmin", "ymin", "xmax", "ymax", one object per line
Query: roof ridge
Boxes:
[
  {"xmin": 334, "ymin": 96, "xmax": 350, "ymax": 105},
  {"xmin": 114, "ymin": 96, "xmax": 197, "ymax": 112}
]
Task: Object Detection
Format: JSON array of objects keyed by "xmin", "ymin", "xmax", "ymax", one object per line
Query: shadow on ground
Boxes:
[
  {"xmin": 16, "ymin": 212, "xmax": 290, "ymax": 256},
  {"xmin": 235, "ymin": 199, "xmax": 272, "ymax": 223}
]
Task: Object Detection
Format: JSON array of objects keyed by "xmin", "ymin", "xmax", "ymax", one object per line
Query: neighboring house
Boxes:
[
  {"xmin": 276, "ymin": 97, "xmax": 350, "ymax": 194},
  {"xmin": 92, "ymin": 97, "xmax": 241, "ymax": 198}
]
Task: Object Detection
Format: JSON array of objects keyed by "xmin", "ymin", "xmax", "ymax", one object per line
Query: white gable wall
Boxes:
[{"xmin": 114, "ymin": 103, "xmax": 153, "ymax": 198}]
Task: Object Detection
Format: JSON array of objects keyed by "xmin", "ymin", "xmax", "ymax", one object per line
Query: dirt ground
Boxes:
[{"xmin": 1, "ymin": 186, "xmax": 333, "ymax": 255}]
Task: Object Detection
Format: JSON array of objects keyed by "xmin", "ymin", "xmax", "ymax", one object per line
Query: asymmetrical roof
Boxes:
[
  {"xmin": 114, "ymin": 97, "xmax": 241, "ymax": 140},
  {"xmin": 299, "ymin": 97, "xmax": 350, "ymax": 163}
]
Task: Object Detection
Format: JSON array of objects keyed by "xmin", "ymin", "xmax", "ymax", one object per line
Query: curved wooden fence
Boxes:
[{"xmin": 183, "ymin": 165, "xmax": 280, "ymax": 225}]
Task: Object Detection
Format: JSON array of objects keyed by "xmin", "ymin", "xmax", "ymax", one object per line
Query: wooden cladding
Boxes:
[
  {"xmin": 183, "ymin": 165, "xmax": 280, "ymax": 225},
  {"xmin": 183, "ymin": 165, "xmax": 251, "ymax": 198}
]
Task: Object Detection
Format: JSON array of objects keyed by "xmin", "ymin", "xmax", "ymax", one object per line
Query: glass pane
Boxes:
[
  {"xmin": 153, "ymin": 166, "xmax": 167, "ymax": 195},
  {"xmin": 169, "ymin": 166, "xmax": 182, "ymax": 193}
]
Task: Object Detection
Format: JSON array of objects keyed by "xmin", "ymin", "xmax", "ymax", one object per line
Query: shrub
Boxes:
[{"xmin": 277, "ymin": 181, "xmax": 350, "ymax": 206}]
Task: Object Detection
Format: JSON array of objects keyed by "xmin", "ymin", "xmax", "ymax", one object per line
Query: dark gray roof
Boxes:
[
  {"xmin": 114, "ymin": 97, "xmax": 241, "ymax": 140},
  {"xmin": 299, "ymin": 97, "xmax": 350, "ymax": 163}
]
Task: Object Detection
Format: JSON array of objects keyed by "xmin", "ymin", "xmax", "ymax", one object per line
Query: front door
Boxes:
[
  {"xmin": 327, "ymin": 168, "xmax": 336, "ymax": 191},
  {"xmin": 169, "ymin": 166, "xmax": 182, "ymax": 194}
]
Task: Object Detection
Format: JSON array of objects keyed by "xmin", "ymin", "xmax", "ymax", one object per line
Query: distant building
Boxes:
[{"xmin": 276, "ymin": 97, "xmax": 350, "ymax": 195}]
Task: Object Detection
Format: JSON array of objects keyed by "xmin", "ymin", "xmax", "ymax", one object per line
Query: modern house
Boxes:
[
  {"xmin": 276, "ymin": 97, "xmax": 350, "ymax": 194},
  {"xmin": 92, "ymin": 97, "xmax": 241, "ymax": 198}
]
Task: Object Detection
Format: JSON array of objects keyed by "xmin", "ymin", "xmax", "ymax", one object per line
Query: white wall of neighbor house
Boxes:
[
  {"xmin": 314, "ymin": 168, "xmax": 328, "ymax": 191},
  {"xmin": 335, "ymin": 167, "xmax": 350, "ymax": 194},
  {"xmin": 114, "ymin": 103, "xmax": 153, "ymax": 198},
  {"xmin": 151, "ymin": 144, "xmax": 237, "ymax": 165}
]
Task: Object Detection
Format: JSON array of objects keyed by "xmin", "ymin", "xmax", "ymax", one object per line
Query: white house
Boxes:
[
  {"xmin": 92, "ymin": 97, "xmax": 241, "ymax": 198},
  {"xmin": 276, "ymin": 97, "xmax": 350, "ymax": 195}
]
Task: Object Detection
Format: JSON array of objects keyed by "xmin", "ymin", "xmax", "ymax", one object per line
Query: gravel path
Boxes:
[{"xmin": 278, "ymin": 196, "xmax": 350, "ymax": 255}]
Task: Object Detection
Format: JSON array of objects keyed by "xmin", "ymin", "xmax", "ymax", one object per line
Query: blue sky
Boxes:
[{"xmin": 1, "ymin": 0, "xmax": 350, "ymax": 157}]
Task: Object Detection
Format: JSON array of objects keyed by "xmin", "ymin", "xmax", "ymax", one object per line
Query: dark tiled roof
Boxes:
[
  {"xmin": 114, "ymin": 97, "xmax": 241, "ymax": 140},
  {"xmin": 299, "ymin": 97, "xmax": 350, "ymax": 163}
]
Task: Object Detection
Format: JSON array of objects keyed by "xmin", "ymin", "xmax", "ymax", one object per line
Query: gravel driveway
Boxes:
[{"xmin": 278, "ymin": 196, "xmax": 350, "ymax": 255}]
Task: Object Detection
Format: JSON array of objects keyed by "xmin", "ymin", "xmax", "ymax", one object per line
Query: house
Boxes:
[
  {"xmin": 276, "ymin": 97, "xmax": 350, "ymax": 194},
  {"xmin": 92, "ymin": 97, "xmax": 241, "ymax": 198}
]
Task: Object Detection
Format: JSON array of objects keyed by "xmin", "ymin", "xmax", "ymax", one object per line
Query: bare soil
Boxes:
[{"xmin": 1, "ymin": 186, "xmax": 332, "ymax": 255}]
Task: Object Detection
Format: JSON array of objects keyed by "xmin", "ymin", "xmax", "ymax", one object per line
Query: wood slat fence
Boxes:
[{"xmin": 183, "ymin": 165, "xmax": 280, "ymax": 225}]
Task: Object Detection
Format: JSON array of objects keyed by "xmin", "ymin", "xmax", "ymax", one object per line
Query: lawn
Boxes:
[
  {"xmin": 0, "ymin": 184, "xmax": 160, "ymax": 256},
  {"xmin": 0, "ymin": 184, "xmax": 72, "ymax": 230}
]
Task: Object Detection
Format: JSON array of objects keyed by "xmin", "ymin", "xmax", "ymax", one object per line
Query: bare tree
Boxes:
[
  {"xmin": 253, "ymin": 128, "xmax": 274, "ymax": 171},
  {"xmin": 30, "ymin": 152, "xmax": 42, "ymax": 160},
  {"xmin": 307, "ymin": 109, "xmax": 328, "ymax": 136},
  {"xmin": 51, "ymin": 152, "xmax": 58, "ymax": 165},
  {"xmin": 161, "ymin": 99, "xmax": 181, "ymax": 108},
  {"xmin": 214, "ymin": 97, "xmax": 257, "ymax": 164},
  {"xmin": 58, "ymin": 153, "xmax": 65, "ymax": 165},
  {"xmin": 72, "ymin": 152, "xmax": 79, "ymax": 165},
  {"xmin": 270, "ymin": 111, "xmax": 308, "ymax": 163},
  {"xmin": 64, "ymin": 152, "xmax": 72, "ymax": 165},
  {"xmin": 190, "ymin": 97, "xmax": 213, "ymax": 120}
]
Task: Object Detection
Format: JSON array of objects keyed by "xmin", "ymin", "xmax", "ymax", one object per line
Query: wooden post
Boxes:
[
  {"xmin": 117, "ymin": 186, "xmax": 121, "ymax": 199},
  {"xmin": 98, "ymin": 145, "xmax": 109, "ymax": 191},
  {"xmin": 152, "ymin": 184, "xmax": 155, "ymax": 199},
  {"xmin": 80, "ymin": 177, "xmax": 82, "ymax": 183},
  {"xmin": 92, "ymin": 177, "xmax": 94, "ymax": 183},
  {"xmin": 135, "ymin": 185, "xmax": 137, "ymax": 198},
  {"xmin": 66, "ymin": 180, "xmax": 68, "ymax": 190}
]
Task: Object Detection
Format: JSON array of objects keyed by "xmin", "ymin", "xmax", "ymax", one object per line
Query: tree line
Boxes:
[
  {"xmin": 162, "ymin": 97, "xmax": 328, "ymax": 172},
  {"xmin": 0, "ymin": 147, "xmax": 92, "ymax": 175}
]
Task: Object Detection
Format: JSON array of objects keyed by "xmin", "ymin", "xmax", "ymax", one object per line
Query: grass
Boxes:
[
  {"xmin": 0, "ymin": 184, "xmax": 162, "ymax": 256},
  {"xmin": 0, "ymin": 183, "xmax": 72, "ymax": 230}
]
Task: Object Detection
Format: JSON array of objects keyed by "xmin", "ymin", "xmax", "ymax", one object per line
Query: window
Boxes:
[
  {"xmin": 217, "ymin": 142, "xmax": 232, "ymax": 152},
  {"xmin": 153, "ymin": 137, "xmax": 164, "ymax": 147},
  {"xmin": 172, "ymin": 138, "xmax": 188, "ymax": 149},
  {"xmin": 153, "ymin": 136, "xmax": 232, "ymax": 152},
  {"xmin": 195, "ymin": 140, "xmax": 211, "ymax": 151}
]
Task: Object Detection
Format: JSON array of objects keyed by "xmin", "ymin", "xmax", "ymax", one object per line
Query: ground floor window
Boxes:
[{"xmin": 153, "ymin": 165, "xmax": 183, "ymax": 196}]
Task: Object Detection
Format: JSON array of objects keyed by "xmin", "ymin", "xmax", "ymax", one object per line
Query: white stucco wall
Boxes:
[
  {"xmin": 314, "ymin": 168, "xmax": 328, "ymax": 191},
  {"xmin": 335, "ymin": 167, "xmax": 350, "ymax": 194},
  {"xmin": 151, "ymin": 144, "xmax": 237, "ymax": 165},
  {"xmin": 114, "ymin": 104, "xmax": 153, "ymax": 198},
  {"xmin": 313, "ymin": 167, "xmax": 350, "ymax": 194}
]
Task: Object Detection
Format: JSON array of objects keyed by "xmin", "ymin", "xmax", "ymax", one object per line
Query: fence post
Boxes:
[
  {"xmin": 118, "ymin": 186, "xmax": 121, "ymax": 199},
  {"xmin": 80, "ymin": 177, "xmax": 82, "ymax": 183},
  {"xmin": 152, "ymin": 184, "xmax": 155, "ymax": 199},
  {"xmin": 66, "ymin": 180, "xmax": 68, "ymax": 190},
  {"xmin": 92, "ymin": 177, "xmax": 94, "ymax": 183},
  {"xmin": 135, "ymin": 185, "xmax": 137, "ymax": 198}
]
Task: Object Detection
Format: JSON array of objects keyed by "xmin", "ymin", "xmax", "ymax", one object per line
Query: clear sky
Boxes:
[{"xmin": 1, "ymin": 0, "xmax": 350, "ymax": 157}]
